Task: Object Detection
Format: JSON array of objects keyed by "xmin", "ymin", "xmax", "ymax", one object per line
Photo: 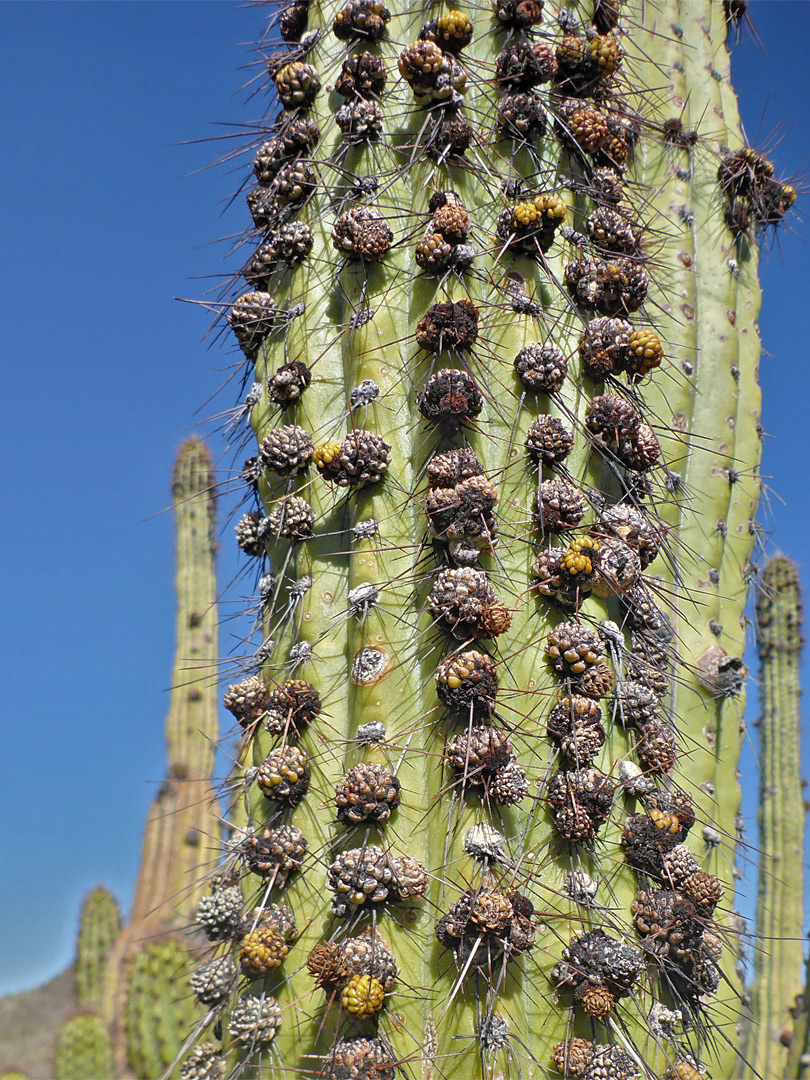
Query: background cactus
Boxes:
[
  {"xmin": 130, "ymin": 437, "xmax": 221, "ymax": 927},
  {"xmin": 124, "ymin": 941, "xmax": 203, "ymax": 1080},
  {"xmin": 27, "ymin": 439, "xmax": 224, "ymax": 1080},
  {"xmin": 175, "ymin": 1, "xmax": 801, "ymax": 1077},
  {"xmin": 53, "ymin": 1014, "xmax": 115, "ymax": 1080},
  {"xmin": 748, "ymin": 556, "xmax": 806, "ymax": 1078},
  {"xmin": 787, "ymin": 950, "xmax": 810, "ymax": 1080},
  {"xmin": 75, "ymin": 887, "xmax": 122, "ymax": 1012},
  {"xmin": 101, "ymin": 438, "xmax": 221, "ymax": 1078}
]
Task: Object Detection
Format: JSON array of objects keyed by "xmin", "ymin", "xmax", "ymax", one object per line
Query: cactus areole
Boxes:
[{"xmin": 189, "ymin": 1, "xmax": 795, "ymax": 1077}]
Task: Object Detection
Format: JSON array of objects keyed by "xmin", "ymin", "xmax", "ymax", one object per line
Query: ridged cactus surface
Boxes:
[
  {"xmin": 125, "ymin": 941, "xmax": 203, "ymax": 1080},
  {"xmin": 748, "ymin": 556, "xmax": 805, "ymax": 1078},
  {"xmin": 53, "ymin": 1014, "xmax": 115, "ymax": 1080},
  {"xmin": 52, "ymin": 891, "xmax": 119, "ymax": 1079},
  {"xmin": 183, "ymin": 1, "xmax": 797, "ymax": 1078},
  {"xmin": 76, "ymin": 886, "xmax": 123, "ymax": 1012}
]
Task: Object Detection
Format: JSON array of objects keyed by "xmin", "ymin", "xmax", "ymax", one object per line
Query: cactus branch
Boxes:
[
  {"xmin": 748, "ymin": 556, "xmax": 805, "ymax": 1078},
  {"xmin": 53, "ymin": 1014, "xmax": 115, "ymax": 1080},
  {"xmin": 131, "ymin": 437, "xmax": 221, "ymax": 926}
]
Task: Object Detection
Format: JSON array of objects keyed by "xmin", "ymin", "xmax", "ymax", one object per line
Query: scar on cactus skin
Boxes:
[{"xmin": 176, "ymin": 1, "xmax": 798, "ymax": 1078}]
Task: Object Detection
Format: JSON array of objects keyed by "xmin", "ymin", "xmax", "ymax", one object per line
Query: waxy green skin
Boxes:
[
  {"xmin": 54, "ymin": 1014, "xmax": 115, "ymax": 1080},
  {"xmin": 125, "ymin": 942, "xmax": 201, "ymax": 1080},
  {"xmin": 219, "ymin": 1, "xmax": 763, "ymax": 1077},
  {"xmin": 76, "ymin": 887, "xmax": 122, "ymax": 1012},
  {"xmin": 749, "ymin": 557, "xmax": 804, "ymax": 1080}
]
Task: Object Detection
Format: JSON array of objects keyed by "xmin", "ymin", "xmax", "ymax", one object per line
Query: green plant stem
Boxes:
[{"xmin": 748, "ymin": 556, "xmax": 805, "ymax": 1079}]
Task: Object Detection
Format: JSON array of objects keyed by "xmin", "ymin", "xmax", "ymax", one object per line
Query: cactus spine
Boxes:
[
  {"xmin": 748, "ymin": 556, "xmax": 805, "ymax": 1078},
  {"xmin": 76, "ymin": 887, "xmax": 123, "ymax": 1012},
  {"xmin": 185, "ymin": 2, "xmax": 796, "ymax": 1077},
  {"xmin": 53, "ymin": 1014, "xmax": 115, "ymax": 1080}
]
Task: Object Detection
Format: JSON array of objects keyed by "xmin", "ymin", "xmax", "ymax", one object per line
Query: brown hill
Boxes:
[{"xmin": 0, "ymin": 967, "xmax": 76, "ymax": 1079}]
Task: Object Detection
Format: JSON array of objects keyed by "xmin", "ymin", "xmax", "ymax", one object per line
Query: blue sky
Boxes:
[{"xmin": 0, "ymin": 2, "xmax": 807, "ymax": 997}]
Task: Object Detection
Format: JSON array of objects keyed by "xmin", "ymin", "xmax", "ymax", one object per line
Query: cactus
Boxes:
[
  {"xmin": 0, "ymin": 442, "xmax": 220, "ymax": 1080},
  {"xmin": 75, "ymin": 886, "xmax": 123, "ymax": 1012},
  {"xmin": 125, "ymin": 941, "xmax": 203, "ymax": 1080},
  {"xmin": 183, "ymin": 2, "xmax": 798, "ymax": 1078},
  {"xmin": 101, "ymin": 439, "xmax": 221, "ymax": 1077},
  {"xmin": 53, "ymin": 1014, "xmax": 115, "ymax": 1080},
  {"xmin": 130, "ymin": 437, "xmax": 221, "ymax": 926},
  {"xmin": 787, "ymin": 948, "xmax": 810, "ymax": 1080},
  {"xmin": 50, "ymin": 888, "xmax": 120, "ymax": 1077},
  {"xmin": 748, "ymin": 556, "xmax": 805, "ymax": 1078},
  {"xmin": 7, "ymin": 890, "xmax": 120, "ymax": 1080}
]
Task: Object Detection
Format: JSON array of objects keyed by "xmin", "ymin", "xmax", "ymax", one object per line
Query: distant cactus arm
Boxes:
[
  {"xmin": 131, "ymin": 438, "xmax": 221, "ymax": 926},
  {"xmin": 748, "ymin": 556, "xmax": 805, "ymax": 1078},
  {"xmin": 76, "ymin": 886, "xmax": 122, "ymax": 1012}
]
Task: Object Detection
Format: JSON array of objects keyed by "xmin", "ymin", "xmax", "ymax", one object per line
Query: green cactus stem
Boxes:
[
  {"xmin": 125, "ymin": 941, "xmax": 203, "ymax": 1080},
  {"xmin": 75, "ymin": 886, "xmax": 123, "ymax": 1012},
  {"xmin": 130, "ymin": 437, "xmax": 221, "ymax": 927},
  {"xmin": 182, "ymin": 1, "xmax": 798, "ymax": 1077},
  {"xmin": 748, "ymin": 556, "xmax": 805, "ymax": 1078},
  {"xmin": 53, "ymin": 1014, "xmax": 115, "ymax": 1080},
  {"xmin": 786, "ymin": 945, "xmax": 810, "ymax": 1080}
]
